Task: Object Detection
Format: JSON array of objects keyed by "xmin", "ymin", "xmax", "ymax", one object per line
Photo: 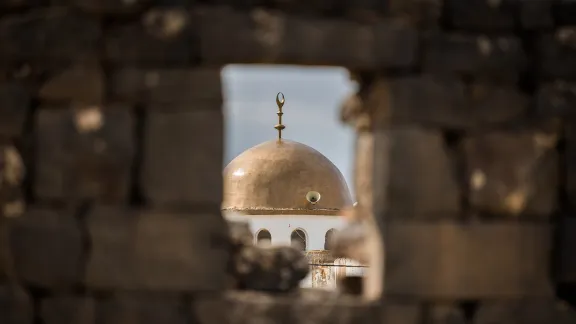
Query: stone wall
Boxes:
[{"xmin": 1, "ymin": 0, "xmax": 576, "ymax": 323}]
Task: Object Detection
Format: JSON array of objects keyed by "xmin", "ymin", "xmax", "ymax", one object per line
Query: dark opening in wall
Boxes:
[
  {"xmin": 324, "ymin": 228, "xmax": 337, "ymax": 250},
  {"xmin": 256, "ymin": 229, "xmax": 271, "ymax": 245},
  {"xmin": 291, "ymin": 228, "xmax": 307, "ymax": 251}
]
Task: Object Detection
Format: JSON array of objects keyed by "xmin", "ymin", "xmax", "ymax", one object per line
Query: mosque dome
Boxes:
[
  {"xmin": 222, "ymin": 92, "xmax": 353, "ymax": 216},
  {"xmin": 222, "ymin": 139, "xmax": 353, "ymax": 215}
]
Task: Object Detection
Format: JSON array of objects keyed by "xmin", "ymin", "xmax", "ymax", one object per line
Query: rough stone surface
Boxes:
[
  {"xmin": 381, "ymin": 127, "xmax": 461, "ymax": 219},
  {"xmin": 0, "ymin": 9, "xmax": 101, "ymax": 62},
  {"xmin": 0, "ymin": 144, "xmax": 26, "ymax": 218},
  {"xmin": 564, "ymin": 124, "xmax": 576, "ymax": 210},
  {"xmin": 197, "ymin": 7, "xmax": 419, "ymax": 69},
  {"xmin": 141, "ymin": 110, "xmax": 223, "ymax": 206},
  {"xmin": 0, "ymin": 82, "xmax": 31, "ymax": 137},
  {"xmin": 8, "ymin": 207, "xmax": 83, "ymax": 288},
  {"xmin": 34, "ymin": 106, "xmax": 135, "ymax": 202},
  {"xmin": 385, "ymin": 222, "xmax": 554, "ymax": 298},
  {"xmin": 536, "ymin": 82, "xmax": 576, "ymax": 119},
  {"xmin": 0, "ymin": 286, "xmax": 33, "ymax": 324},
  {"xmin": 232, "ymin": 245, "xmax": 309, "ymax": 292},
  {"xmin": 97, "ymin": 293, "xmax": 189, "ymax": 324},
  {"xmin": 38, "ymin": 62, "xmax": 105, "ymax": 104},
  {"xmin": 423, "ymin": 33, "xmax": 525, "ymax": 82},
  {"xmin": 540, "ymin": 30, "xmax": 576, "ymax": 80},
  {"xmin": 463, "ymin": 130, "xmax": 559, "ymax": 218},
  {"xmin": 86, "ymin": 206, "xmax": 229, "ymax": 291},
  {"xmin": 443, "ymin": 0, "xmax": 516, "ymax": 31},
  {"xmin": 370, "ymin": 77, "xmax": 529, "ymax": 129},
  {"xmin": 40, "ymin": 296, "xmax": 95, "ymax": 324},
  {"xmin": 474, "ymin": 300, "xmax": 576, "ymax": 324},
  {"xmin": 556, "ymin": 216, "xmax": 576, "ymax": 284},
  {"xmin": 105, "ymin": 9, "xmax": 196, "ymax": 66},
  {"xmin": 110, "ymin": 68, "xmax": 222, "ymax": 106}
]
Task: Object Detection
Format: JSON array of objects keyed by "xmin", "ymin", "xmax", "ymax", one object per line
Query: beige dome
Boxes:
[{"xmin": 222, "ymin": 139, "xmax": 353, "ymax": 215}]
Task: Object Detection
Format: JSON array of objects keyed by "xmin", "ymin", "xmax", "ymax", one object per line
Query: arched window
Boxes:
[
  {"xmin": 324, "ymin": 228, "xmax": 337, "ymax": 250},
  {"xmin": 290, "ymin": 229, "xmax": 307, "ymax": 251},
  {"xmin": 256, "ymin": 229, "xmax": 272, "ymax": 245}
]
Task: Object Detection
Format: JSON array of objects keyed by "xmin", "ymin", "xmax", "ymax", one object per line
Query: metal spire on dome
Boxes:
[{"xmin": 274, "ymin": 92, "xmax": 285, "ymax": 141}]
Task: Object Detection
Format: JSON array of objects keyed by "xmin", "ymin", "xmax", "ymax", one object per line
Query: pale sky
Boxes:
[{"xmin": 221, "ymin": 65, "xmax": 357, "ymax": 197}]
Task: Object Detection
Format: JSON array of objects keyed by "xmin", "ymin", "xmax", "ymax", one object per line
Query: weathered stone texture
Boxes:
[
  {"xmin": 197, "ymin": 7, "xmax": 419, "ymax": 69},
  {"xmin": 423, "ymin": 33, "xmax": 525, "ymax": 82},
  {"xmin": 86, "ymin": 206, "xmax": 229, "ymax": 291},
  {"xmin": 8, "ymin": 208, "xmax": 83, "ymax": 288},
  {"xmin": 40, "ymin": 296, "xmax": 95, "ymax": 324},
  {"xmin": 539, "ymin": 30, "xmax": 576, "ymax": 80},
  {"xmin": 0, "ymin": 286, "xmax": 33, "ymax": 324},
  {"xmin": 0, "ymin": 82, "xmax": 31, "ymax": 137},
  {"xmin": 38, "ymin": 62, "xmax": 105, "ymax": 104},
  {"xmin": 110, "ymin": 68, "xmax": 222, "ymax": 106},
  {"xmin": 385, "ymin": 222, "xmax": 553, "ymax": 298},
  {"xmin": 141, "ymin": 110, "xmax": 223, "ymax": 206},
  {"xmin": 381, "ymin": 127, "xmax": 461, "ymax": 219},
  {"xmin": 556, "ymin": 216, "xmax": 576, "ymax": 284},
  {"xmin": 463, "ymin": 130, "xmax": 559, "ymax": 218},
  {"xmin": 474, "ymin": 300, "xmax": 576, "ymax": 324},
  {"xmin": 369, "ymin": 77, "xmax": 529, "ymax": 129},
  {"xmin": 105, "ymin": 9, "xmax": 197, "ymax": 66},
  {"xmin": 34, "ymin": 106, "xmax": 135, "ymax": 202},
  {"xmin": 0, "ymin": 9, "xmax": 101, "ymax": 62}
]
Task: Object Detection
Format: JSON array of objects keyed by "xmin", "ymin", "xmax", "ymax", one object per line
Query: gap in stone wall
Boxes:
[{"xmin": 220, "ymin": 64, "xmax": 362, "ymax": 291}]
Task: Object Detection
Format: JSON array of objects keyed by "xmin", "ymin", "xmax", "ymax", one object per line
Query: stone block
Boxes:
[
  {"xmin": 554, "ymin": 0, "xmax": 576, "ymax": 26},
  {"xmin": 443, "ymin": 0, "xmax": 516, "ymax": 31},
  {"xmin": 86, "ymin": 206, "xmax": 229, "ymax": 291},
  {"xmin": 382, "ymin": 301, "xmax": 420, "ymax": 324},
  {"xmin": 474, "ymin": 300, "xmax": 576, "ymax": 324},
  {"xmin": 97, "ymin": 293, "xmax": 188, "ymax": 324},
  {"xmin": 104, "ymin": 8, "xmax": 197, "ymax": 66},
  {"xmin": 34, "ymin": 106, "xmax": 135, "ymax": 202},
  {"xmin": 426, "ymin": 304, "xmax": 467, "ymax": 324},
  {"xmin": 519, "ymin": 0, "xmax": 554, "ymax": 29},
  {"xmin": 555, "ymin": 216, "xmax": 576, "ymax": 284},
  {"xmin": 371, "ymin": 77, "xmax": 529, "ymax": 129},
  {"xmin": 463, "ymin": 130, "xmax": 559, "ymax": 218},
  {"xmin": 0, "ymin": 286, "xmax": 33, "ymax": 324},
  {"xmin": 8, "ymin": 207, "xmax": 83, "ymax": 288},
  {"xmin": 110, "ymin": 68, "xmax": 222, "ymax": 106},
  {"xmin": 292, "ymin": 293, "xmax": 378, "ymax": 324},
  {"xmin": 51, "ymin": 0, "xmax": 152, "ymax": 15},
  {"xmin": 539, "ymin": 30, "xmax": 576, "ymax": 80},
  {"xmin": 374, "ymin": 127, "xmax": 461, "ymax": 220},
  {"xmin": 201, "ymin": 291, "xmax": 378, "ymax": 324},
  {"xmin": 0, "ymin": 144, "xmax": 26, "ymax": 218},
  {"xmin": 0, "ymin": 9, "xmax": 101, "ymax": 62},
  {"xmin": 0, "ymin": 0, "xmax": 41, "ymax": 8},
  {"xmin": 385, "ymin": 0, "xmax": 442, "ymax": 28},
  {"xmin": 423, "ymin": 33, "xmax": 525, "ymax": 82},
  {"xmin": 196, "ymin": 7, "xmax": 418, "ymax": 69},
  {"xmin": 141, "ymin": 110, "xmax": 223, "ymax": 206},
  {"xmin": 536, "ymin": 82, "xmax": 576, "ymax": 119},
  {"xmin": 42, "ymin": 294, "xmax": 190, "ymax": 324},
  {"xmin": 385, "ymin": 222, "xmax": 554, "ymax": 299},
  {"xmin": 38, "ymin": 62, "xmax": 105, "ymax": 105},
  {"xmin": 41, "ymin": 296, "xmax": 95, "ymax": 324},
  {"xmin": 0, "ymin": 82, "xmax": 31, "ymax": 137},
  {"xmin": 565, "ymin": 125, "xmax": 576, "ymax": 210},
  {"xmin": 373, "ymin": 23, "xmax": 419, "ymax": 69}
]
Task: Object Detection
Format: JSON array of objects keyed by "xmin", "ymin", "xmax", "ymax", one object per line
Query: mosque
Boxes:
[{"xmin": 222, "ymin": 93, "xmax": 365, "ymax": 289}]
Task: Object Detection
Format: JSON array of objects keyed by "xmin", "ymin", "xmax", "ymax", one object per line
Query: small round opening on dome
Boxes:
[{"xmin": 306, "ymin": 191, "xmax": 321, "ymax": 204}]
